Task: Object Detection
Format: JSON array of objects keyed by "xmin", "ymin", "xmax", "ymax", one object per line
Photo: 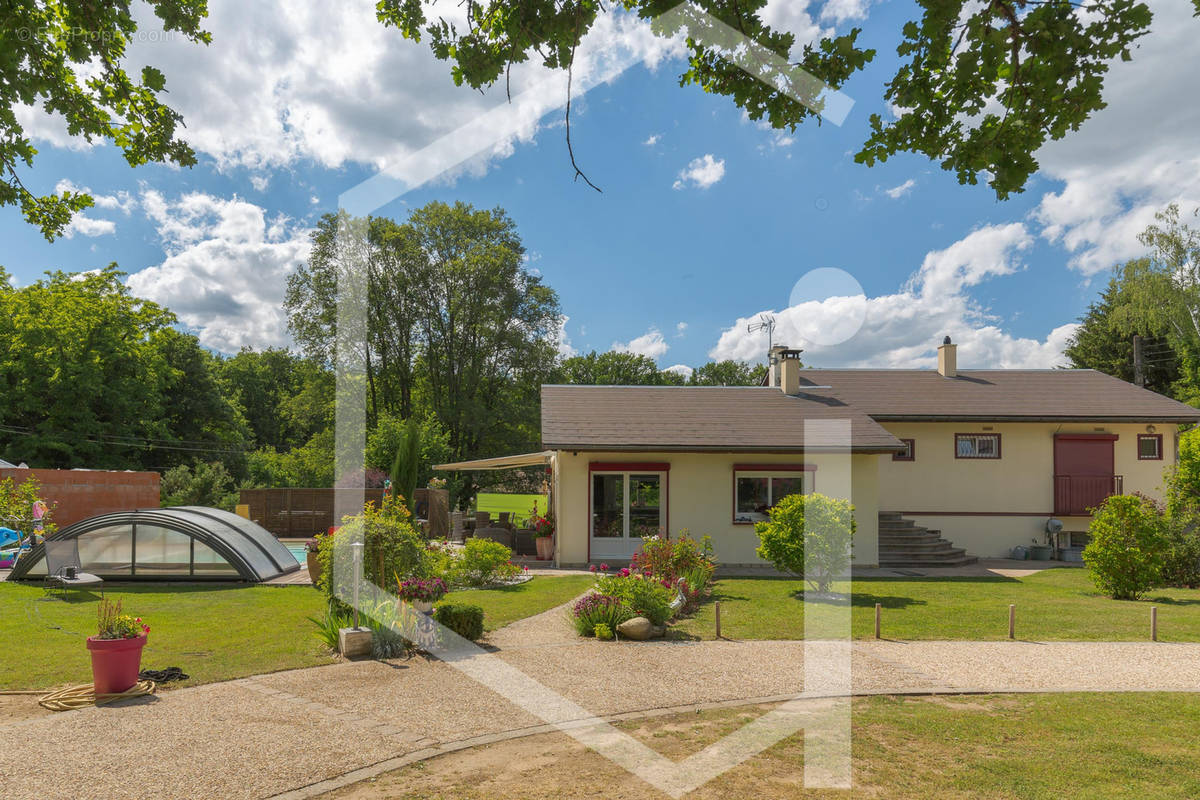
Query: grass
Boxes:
[
  {"xmin": 325, "ymin": 693, "xmax": 1200, "ymax": 799},
  {"xmin": 442, "ymin": 574, "xmax": 594, "ymax": 631},
  {"xmin": 474, "ymin": 492, "xmax": 547, "ymax": 526},
  {"xmin": 0, "ymin": 574, "xmax": 593, "ymax": 689},
  {"xmin": 673, "ymin": 567, "xmax": 1200, "ymax": 641},
  {"xmin": 0, "ymin": 582, "xmax": 333, "ymax": 690}
]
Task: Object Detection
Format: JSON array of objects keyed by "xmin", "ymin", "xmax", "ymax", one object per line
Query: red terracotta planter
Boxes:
[{"xmin": 86, "ymin": 634, "xmax": 147, "ymax": 695}]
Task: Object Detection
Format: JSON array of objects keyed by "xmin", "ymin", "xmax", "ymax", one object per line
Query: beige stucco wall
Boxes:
[
  {"xmin": 876, "ymin": 421, "xmax": 1176, "ymax": 557},
  {"xmin": 553, "ymin": 450, "xmax": 881, "ymax": 568}
]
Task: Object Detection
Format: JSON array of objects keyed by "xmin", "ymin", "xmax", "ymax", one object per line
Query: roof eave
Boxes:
[
  {"xmin": 870, "ymin": 415, "xmax": 1200, "ymax": 423},
  {"xmin": 543, "ymin": 444, "xmax": 904, "ymax": 454}
]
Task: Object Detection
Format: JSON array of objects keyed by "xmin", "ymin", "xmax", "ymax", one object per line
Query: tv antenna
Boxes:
[{"xmin": 746, "ymin": 314, "xmax": 776, "ymax": 360}]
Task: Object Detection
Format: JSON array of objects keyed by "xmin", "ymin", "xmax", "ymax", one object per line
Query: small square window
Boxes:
[
  {"xmin": 1138, "ymin": 434, "xmax": 1163, "ymax": 460},
  {"xmin": 893, "ymin": 439, "xmax": 915, "ymax": 461},
  {"xmin": 955, "ymin": 433, "xmax": 1001, "ymax": 459}
]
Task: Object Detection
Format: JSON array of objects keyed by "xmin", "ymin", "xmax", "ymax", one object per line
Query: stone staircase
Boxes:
[{"xmin": 877, "ymin": 512, "xmax": 977, "ymax": 568}]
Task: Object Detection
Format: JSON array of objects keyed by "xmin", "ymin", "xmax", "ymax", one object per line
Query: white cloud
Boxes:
[
  {"xmin": 675, "ymin": 321, "xmax": 688, "ymax": 336},
  {"xmin": 883, "ymin": 178, "xmax": 915, "ymax": 199},
  {"xmin": 759, "ymin": 0, "xmax": 829, "ymax": 58},
  {"xmin": 644, "ymin": 134, "xmax": 661, "ymax": 146},
  {"xmin": 553, "ymin": 315, "xmax": 578, "ymax": 358},
  {"xmin": 612, "ymin": 327, "xmax": 670, "ymax": 360},
  {"xmin": 672, "ymin": 154, "xmax": 726, "ymax": 190},
  {"xmin": 249, "ymin": 174, "xmax": 270, "ymax": 192},
  {"xmin": 10, "ymin": 0, "xmax": 681, "ymax": 192},
  {"xmin": 127, "ymin": 190, "xmax": 311, "ymax": 352},
  {"xmin": 664, "ymin": 364, "xmax": 694, "ymax": 379},
  {"xmin": 710, "ymin": 223, "xmax": 1072, "ymax": 369},
  {"xmin": 820, "ymin": 0, "xmax": 872, "ymax": 23},
  {"xmin": 53, "ymin": 179, "xmax": 136, "ymax": 238},
  {"xmin": 1033, "ymin": 0, "xmax": 1200, "ymax": 275}
]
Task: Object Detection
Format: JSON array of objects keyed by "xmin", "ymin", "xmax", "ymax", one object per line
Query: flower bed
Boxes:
[{"xmin": 573, "ymin": 531, "xmax": 717, "ymax": 638}]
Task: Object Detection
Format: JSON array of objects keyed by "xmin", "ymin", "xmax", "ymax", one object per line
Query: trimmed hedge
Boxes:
[{"xmin": 434, "ymin": 603, "xmax": 485, "ymax": 641}]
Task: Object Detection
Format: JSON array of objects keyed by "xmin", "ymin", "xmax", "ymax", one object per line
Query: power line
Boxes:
[{"xmin": 0, "ymin": 424, "xmax": 255, "ymax": 456}]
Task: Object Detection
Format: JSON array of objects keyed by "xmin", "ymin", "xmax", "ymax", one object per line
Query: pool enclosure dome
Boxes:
[{"xmin": 10, "ymin": 506, "xmax": 301, "ymax": 582}]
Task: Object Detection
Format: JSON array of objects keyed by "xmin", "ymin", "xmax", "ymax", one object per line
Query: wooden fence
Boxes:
[{"xmin": 238, "ymin": 488, "xmax": 449, "ymax": 539}]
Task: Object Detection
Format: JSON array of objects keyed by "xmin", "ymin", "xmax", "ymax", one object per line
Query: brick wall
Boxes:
[{"xmin": 0, "ymin": 468, "xmax": 160, "ymax": 528}]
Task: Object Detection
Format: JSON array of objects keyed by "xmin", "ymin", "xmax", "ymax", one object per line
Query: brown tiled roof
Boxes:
[
  {"xmin": 540, "ymin": 386, "xmax": 905, "ymax": 452},
  {"xmin": 796, "ymin": 369, "xmax": 1200, "ymax": 422}
]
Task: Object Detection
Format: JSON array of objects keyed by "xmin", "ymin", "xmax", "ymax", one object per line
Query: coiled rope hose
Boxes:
[{"xmin": 0, "ymin": 681, "xmax": 156, "ymax": 711}]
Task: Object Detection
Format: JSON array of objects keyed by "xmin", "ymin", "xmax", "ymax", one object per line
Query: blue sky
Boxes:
[{"xmin": 5, "ymin": 0, "xmax": 1198, "ymax": 373}]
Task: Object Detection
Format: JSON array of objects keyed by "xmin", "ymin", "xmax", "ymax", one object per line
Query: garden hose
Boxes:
[{"xmin": 35, "ymin": 680, "xmax": 157, "ymax": 712}]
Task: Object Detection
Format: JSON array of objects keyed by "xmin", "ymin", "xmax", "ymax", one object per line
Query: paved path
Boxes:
[{"xmin": 7, "ymin": 604, "xmax": 1200, "ymax": 800}]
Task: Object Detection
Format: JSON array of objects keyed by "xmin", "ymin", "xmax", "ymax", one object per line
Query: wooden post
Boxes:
[
  {"xmin": 1152, "ymin": 606, "xmax": 1158, "ymax": 642},
  {"xmin": 874, "ymin": 603, "xmax": 881, "ymax": 639},
  {"xmin": 715, "ymin": 601, "xmax": 722, "ymax": 640},
  {"xmin": 1008, "ymin": 604, "xmax": 1015, "ymax": 640}
]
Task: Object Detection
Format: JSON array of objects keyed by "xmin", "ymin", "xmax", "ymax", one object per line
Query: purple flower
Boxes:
[
  {"xmin": 589, "ymin": 564, "xmax": 598, "ymax": 573},
  {"xmin": 599, "ymin": 562, "xmax": 609, "ymax": 572}
]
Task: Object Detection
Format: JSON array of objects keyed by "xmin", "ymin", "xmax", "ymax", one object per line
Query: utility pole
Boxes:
[{"xmin": 1133, "ymin": 334, "xmax": 1145, "ymax": 387}]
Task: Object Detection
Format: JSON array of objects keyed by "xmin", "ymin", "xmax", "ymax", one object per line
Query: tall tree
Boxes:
[
  {"xmin": 2, "ymin": 0, "xmax": 210, "ymax": 239},
  {"xmin": 1064, "ymin": 272, "xmax": 1181, "ymax": 398},
  {"xmin": 218, "ymin": 348, "xmax": 332, "ymax": 452},
  {"xmin": 1108, "ymin": 205, "xmax": 1200, "ymax": 403},
  {"xmin": 557, "ymin": 351, "xmax": 671, "ymax": 385},
  {"xmin": 378, "ymin": 0, "xmax": 1175, "ymax": 199}
]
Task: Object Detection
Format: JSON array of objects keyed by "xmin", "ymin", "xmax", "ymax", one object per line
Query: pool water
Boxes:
[{"xmin": 285, "ymin": 544, "xmax": 307, "ymax": 565}]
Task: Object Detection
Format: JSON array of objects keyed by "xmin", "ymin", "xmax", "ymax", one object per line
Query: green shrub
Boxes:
[
  {"xmin": 434, "ymin": 603, "xmax": 485, "ymax": 641},
  {"xmin": 755, "ymin": 492, "xmax": 855, "ymax": 593},
  {"xmin": 318, "ymin": 495, "xmax": 430, "ymax": 611},
  {"xmin": 446, "ymin": 537, "xmax": 521, "ymax": 587},
  {"xmin": 595, "ymin": 574, "xmax": 674, "ymax": 626},
  {"xmin": 633, "ymin": 530, "xmax": 714, "ymax": 584},
  {"xmin": 1161, "ymin": 519, "xmax": 1200, "ymax": 589},
  {"xmin": 1083, "ymin": 494, "xmax": 1168, "ymax": 600},
  {"xmin": 594, "ymin": 623, "xmax": 614, "ymax": 641},
  {"xmin": 307, "ymin": 603, "xmax": 353, "ymax": 651},
  {"xmin": 570, "ymin": 593, "xmax": 631, "ymax": 636}
]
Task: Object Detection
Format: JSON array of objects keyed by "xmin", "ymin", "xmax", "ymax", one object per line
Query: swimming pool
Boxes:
[{"xmin": 284, "ymin": 543, "xmax": 307, "ymax": 565}]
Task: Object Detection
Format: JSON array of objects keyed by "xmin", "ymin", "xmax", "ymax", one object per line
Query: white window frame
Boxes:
[{"xmin": 589, "ymin": 470, "xmax": 667, "ymax": 542}]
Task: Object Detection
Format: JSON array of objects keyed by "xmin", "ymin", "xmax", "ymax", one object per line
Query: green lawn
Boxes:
[
  {"xmin": 0, "ymin": 574, "xmax": 593, "ymax": 690},
  {"xmin": 0, "ymin": 582, "xmax": 333, "ymax": 690},
  {"xmin": 474, "ymin": 492, "xmax": 548, "ymax": 526},
  {"xmin": 444, "ymin": 574, "xmax": 594, "ymax": 631},
  {"xmin": 674, "ymin": 568, "xmax": 1200, "ymax": 641}
]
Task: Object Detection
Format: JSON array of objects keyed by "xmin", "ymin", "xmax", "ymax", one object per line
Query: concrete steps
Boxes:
[{"xmin": 877, "ymin": 512, "xmax": 977, "ymax": 568}]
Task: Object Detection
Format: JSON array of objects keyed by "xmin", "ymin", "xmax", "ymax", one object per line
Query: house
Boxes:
[{"xmin": 438, "ymin": 338, "xmax": 1200, "ymax": 568}]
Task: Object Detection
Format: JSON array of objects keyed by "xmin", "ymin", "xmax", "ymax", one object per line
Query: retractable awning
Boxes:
[{"xmin": 433, "ymin": 451, "xmax": 554, "ymax": 471}]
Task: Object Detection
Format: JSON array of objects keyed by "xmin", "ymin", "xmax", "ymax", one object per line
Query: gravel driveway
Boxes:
[{"xmin": 7, "ymin": 602, "xmax": 1200, "ymax": 800}]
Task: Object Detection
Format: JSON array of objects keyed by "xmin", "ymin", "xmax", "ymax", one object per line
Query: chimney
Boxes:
[
  {"xmin": 776, "ymin": 347, "xmax": 803, "ymax": 394},
  {"xmin": 937, "ymin": 335, "xmax": 957, "ymax": 378},
  {"xmin": 768, "ymin": 345, "xmax": 788, "ymax": 388}
]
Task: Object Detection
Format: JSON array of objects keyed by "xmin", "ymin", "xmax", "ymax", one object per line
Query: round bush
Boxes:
[
  {"xmin": 434, "ymin": 603, "xmax": 485, "ymax": 641},
  {"xmin": 754, "ymin": 492, "xmax": 855, "ymax": 593},
  {"xmin": 1083, "ymin": 494, "xmax": 1168, "ymax": 600}
]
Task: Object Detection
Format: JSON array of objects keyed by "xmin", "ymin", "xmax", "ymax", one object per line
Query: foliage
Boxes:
[
  {"xmin": 571, "ymin": 593, "xmax": 632, "ymax": 637},
  {"xmin": 434, "ymin": 603, "xmax": 485, "ymax": 641},
  {"xmin": 285, "ymin": 205, "xmax": 560, "ymax": 505},
  {"xmin": 1, "ymin": 1, "xmax": 211, "ymax": 239},
  {"xmin": 316, "ymin": 495, "xmax": 430, "ymax": 610},
  {"xmin": 96, "ymin": 598, "xmax": 149, "ymax": 640},
  {"xmin": 1064, "ymin": 273, "xmax": 1180, "ymax": 397},
  {"xmin": 0, "ymin": 475, "xmax": 55, "ymax": 538},
  {"xmin": 363, "ymin": 598, "xmax": 414, "ymax": 658},
  {"xmin": 1160, "ymin": 514, "xmax": 1200, "ymax": 590},
  {"xmin": 0, "ymin": 267, "xmax": 245, "ymax": 471},
  {"xmin": 529, "ymin": 502, "xmax": 554, "ymax": 539},
  {"xmin": 633, "ymin": 531, "xmax": 714, "ymax": 584},
  {"xmin": 397, "ymin": 576, "xmax": 448, "ymax": 603},
  {"xmin": 217, "ymin": 349, "xmax": 332, "ymax": 452},
  {"xmin": 308, "ymin": 603, "xmax": 353, "ymax": 651},
  {"xmin": 557, "ymin": 350, "xmax": 672, "ymax": 385},
  {"xmin": 390, "ymin": 416, "xmax": 422, "ymax": 516},
  {"xmin": 366, "ymin": 411, "xmax": 451, "ymax": 491},
  {"xmin": 246, "ymin": 429, "xmax": 336, "ymax": 489},
  {"xmin": 755, "ymin": 492, "xmax": 855, "ymax": 593},
  {"xmin": 594, "ymin": 574, "xmax": 673, "ymax": 626},
  {"xmin": 1083, "ymin": 494, "xmax": 1168, "ymax": 600},
  {"xmin": 160, "ymin": 461, "xmax": 239, "ymax": 510},
  {"xmin": 593, "ymin": 623, "xmax": 614, "ymax": 641},
  {"xmin": 688, "ymin": 360, "xmax": 769, "ymax": 386},
  {"xmin": 376, "ymin": 0, "xmax": 1173, "ymax": 200},
  {"xmin": 444, "ymin": 537, "xmax": 521, "ymax": 587}
]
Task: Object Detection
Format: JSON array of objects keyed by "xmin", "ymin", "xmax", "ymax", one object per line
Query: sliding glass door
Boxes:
[{"xmin": 590, "ymin": 471, "xmax": 665, "ymax": 560}]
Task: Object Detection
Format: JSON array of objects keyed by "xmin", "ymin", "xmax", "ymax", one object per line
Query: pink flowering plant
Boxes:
[
  {"xmin": 630, "ymin": 530, "xmax": 717, "ymax": 610},
  {"xmin": 529, "ymin": 502, "xmax": 554, "ymax": 539},
  {"xmin": 594, "ymin": 573, "xmax": 673, "ymax": 626},
  {"xmin": 396, "ymin": 576, "xmax": 448, "ymax": 603}
]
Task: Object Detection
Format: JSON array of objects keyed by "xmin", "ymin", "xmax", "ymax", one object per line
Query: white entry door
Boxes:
[{"xmin": 590, "ymin": 471, "xmax": 666, "ymax": 561}]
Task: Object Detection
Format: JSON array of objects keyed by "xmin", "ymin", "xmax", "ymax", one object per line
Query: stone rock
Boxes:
[{"xmin": 616, "ymin": 617, "xmax": 664, "ymax": 640}]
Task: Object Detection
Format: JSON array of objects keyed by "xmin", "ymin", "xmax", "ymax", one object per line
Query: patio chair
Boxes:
[
  {"xmin": 475, "ymin": 511, "xmax": 491, "ymax": 528},
  {"xmin": 498, "ymin": 512, "xmax": 512, "ymax": 530},
  {"xmin": 43, "ymin": 539, "xmax": 103, "ymax": 600}
]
